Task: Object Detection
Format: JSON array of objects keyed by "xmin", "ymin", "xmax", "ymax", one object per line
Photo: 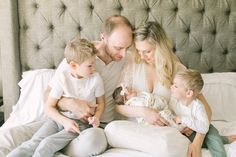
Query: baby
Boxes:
[{"xmin": 112, "ymin": 84, "xmax": 185, "ymax": 131}]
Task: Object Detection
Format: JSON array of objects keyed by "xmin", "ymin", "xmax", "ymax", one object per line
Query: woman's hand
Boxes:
[
  {"xmin": 187, "ymin": 133, "xmax": 205, "ymax": 157},
  {"xmin": 188, "ymin": 142, "xmax": 201, "ymax": 157},
  {"xmin": 143, "ymin": 108, "xmax": 167, "ymax": 126}
]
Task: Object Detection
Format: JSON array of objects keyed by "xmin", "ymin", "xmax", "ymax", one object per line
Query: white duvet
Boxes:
[{"xmin": 1, "ymin": 70, "xmax": 236, "ymax": 157}]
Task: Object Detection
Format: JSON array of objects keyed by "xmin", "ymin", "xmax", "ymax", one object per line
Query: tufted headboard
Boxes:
[{"xmin": 0, "ymin": 0, "xmax": 236, "ymax": 119}]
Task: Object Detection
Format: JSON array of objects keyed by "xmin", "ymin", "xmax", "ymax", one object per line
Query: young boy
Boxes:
[
  {"xmin": 112, "ymin": 84, "xmax": 185, "ymax": 131},
  {"xmin": 170, "ymin": 69, "xmax": 232, "ymax": 157},
  {"xmin": 7, "ymin": 38, "xmax": 105, "ymax": 157}
]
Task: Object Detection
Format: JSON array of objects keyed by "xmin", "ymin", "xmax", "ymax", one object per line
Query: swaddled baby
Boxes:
[{"xmin": 112, "ymin": 85, "xmax": 185, "ymax": 131}]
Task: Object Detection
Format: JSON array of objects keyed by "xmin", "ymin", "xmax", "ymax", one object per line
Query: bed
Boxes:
[{"xmin": 0, "ymin": 0, "xmax": 236, "ymax": 156}]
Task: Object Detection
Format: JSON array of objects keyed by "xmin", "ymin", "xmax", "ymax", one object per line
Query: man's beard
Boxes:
[{"xmin": 105, "ymin": 45, "xmax": 115, "ymax": 61}]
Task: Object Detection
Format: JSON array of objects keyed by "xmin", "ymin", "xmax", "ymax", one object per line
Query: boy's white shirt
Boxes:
[
  {"xmin": 169, "ymin": 97, "xmax": 209, "ymax": 134},
  {"xmin": 50, "ymin": 71, "xmax": 104, "ymax": 102},
  {"xmin": 49, "ymin": 70, "xmax": 104, "ymax": 119},
  {"xmin": 49, "ymin": 55, "xmax": 127, "ymax": 122}
]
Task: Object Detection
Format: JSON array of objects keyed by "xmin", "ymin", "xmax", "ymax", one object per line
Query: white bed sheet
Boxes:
[{"xmin": 1, "ymin": 120, "xmax": 236, "ymax": 157}]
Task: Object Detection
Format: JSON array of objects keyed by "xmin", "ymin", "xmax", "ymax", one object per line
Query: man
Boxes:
[{"xmin": 44, "ymin": 15, "xmax": 133, "ymax": 157}]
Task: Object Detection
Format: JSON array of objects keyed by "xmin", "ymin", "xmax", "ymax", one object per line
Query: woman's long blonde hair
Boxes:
[{"xmin": 133, "ymin": 21, "xmax": 180, "ymax": 87}]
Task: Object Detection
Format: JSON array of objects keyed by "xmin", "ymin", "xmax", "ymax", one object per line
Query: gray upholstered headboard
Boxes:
[{"xmin": 0, "ymin": 0, "xmax": 236, "ymax": 119}]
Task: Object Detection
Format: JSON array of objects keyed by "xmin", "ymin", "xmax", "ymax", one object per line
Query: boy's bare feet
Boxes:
[{"xmin": 228, "ymin": 135, "xmax": 236, "ymax": 143}]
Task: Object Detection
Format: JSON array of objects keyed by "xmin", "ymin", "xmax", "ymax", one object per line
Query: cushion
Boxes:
[
  {"xmin": 1, "ymin": 69, "xmax": 55, "ymax": 130},
  {"xmin": 201, "ymin": 72, "xmax": 236, "ymax": 122},
  {"xmin": 105, "ymin": 120, "xmax": 190, "ymax": 157}
]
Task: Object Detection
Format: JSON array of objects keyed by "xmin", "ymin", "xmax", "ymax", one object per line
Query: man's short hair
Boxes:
[{"xmin": 102, "ymin": 15, "xmax": 133, "ymax": 36}]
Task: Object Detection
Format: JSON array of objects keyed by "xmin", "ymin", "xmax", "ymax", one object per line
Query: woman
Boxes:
[{"xmin": 116, "ymin": 21, "xmax": 212, "ymax": 157}]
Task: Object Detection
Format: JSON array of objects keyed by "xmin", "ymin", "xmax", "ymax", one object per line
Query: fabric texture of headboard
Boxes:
[{"xmin": 0, "ymin": 0, "xmax": 236, "ymax": 119}]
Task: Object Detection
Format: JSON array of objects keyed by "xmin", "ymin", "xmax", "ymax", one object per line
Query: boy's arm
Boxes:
[
  {"xmin": 44, "ymin": 95, "xmax": 80, "ymax": 133},
  {"xmin": 88, "ymin": 95, "xmax": 105, "ymax": 127},
  {"xmin": 180, "ymin": 102, "xmax": 209, "ymax": 134},
  {"xmin": 44, "ymin": 96, "xmax": 66, "ymax": 123},
  {"xmin": 94, "ymin": 95, "xmax": 105, "ymax": 119}
]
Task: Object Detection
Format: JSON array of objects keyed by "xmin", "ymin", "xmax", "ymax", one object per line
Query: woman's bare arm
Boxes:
[
  {"xmin": 197, "ymin": 93, "xmax": 212, "ymax": 121},
  {"xmin": 116, "ymin": 105, "xmax": 166, "ymax": 126},
  {"xmin": 187, "ymin": 93, "xmax": 212, "ymax": 157}
]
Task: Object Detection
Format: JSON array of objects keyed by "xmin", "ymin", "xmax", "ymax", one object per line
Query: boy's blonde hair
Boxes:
[
  {"xmin": 175, "ymin": 69, "xmax": 204, "ymax": 97},
  {"xmin": 64, "ymin": 38, "xmax": 97, "ymax": 64}
]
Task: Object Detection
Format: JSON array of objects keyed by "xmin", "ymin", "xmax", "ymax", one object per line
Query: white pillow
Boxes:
[
  {"xmin": 105, "ymin": 120, "xmax": 190, "ymax": 157},
  {"xmin": 1, "ymin": 69, "xmax": 55, "ymax": 130},
  {"xmin": 201, "ymin": 72, "xmax": 236, "ymax": 122}
]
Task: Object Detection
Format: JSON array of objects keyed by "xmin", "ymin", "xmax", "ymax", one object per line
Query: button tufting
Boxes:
[
  {"xmin": 33, "ymin": 3, "xmax": 39, "ymax": 9},
  {"xmin": 49, "ymin": 24, "xmax": 54, "ymax": 30},
  {"xmin": 90, "ymin": 5, "xmax": 94, "ymax": 10},
  {"xmin": 77, "ymin": 25, "xmax": 82, "ymax": 31},
  {"xmin": 200, "ymin": 8, "xmax": 205, "ymax": 14},
  {"xmin": 24, "ymin": 65, "xmax": 30, "ymax": 71},
  {"xmin": 23, "ymin": 24, "xmax": 28, "ymax": 30},
  {"xmin": 212, "ymin": 30, "xmax": 216, "ymax": 35},
  {"xmin": 118, "ymin": 6, "xmax": 123, "ymax": 11},
  {"xmin": 223, "ymin": 49, "xmax": 228, "ymax": 54},
  {"xmin": 174, "ymin": 7, "xmax": 178, "ymax": 12},
  {"xmin": 208, "ymin": 68, "xmax": 213, "ymax": 73},
  {"xmin": 186, "ymin": 28, "xmax": 190, "ymax": 33},
  {"xmin": 225, "ymin": 10, "xmax": 230, "ymax": 15},
  {"xmin": 35, "ymin": 44, "xmax": 41, "ymax": 50},
  {"xmin": 198, "ymin": 49, "xmax": 202, "ymax": 53},
  {"xmin": 62, "ymin": 4, "xmax": 67, "ymax": 10},
  {"xmin": 173, "ymin": 46, "xmax": 176, "ymax": 52},
  {"xmin": 146, "ymin": 7, "xmax": 151, "ymax": 12}
]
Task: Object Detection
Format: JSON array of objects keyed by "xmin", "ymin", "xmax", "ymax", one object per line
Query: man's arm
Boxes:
[{"xmin": 44, "ymin": 86, "xmax": 96, "ymax": 119}]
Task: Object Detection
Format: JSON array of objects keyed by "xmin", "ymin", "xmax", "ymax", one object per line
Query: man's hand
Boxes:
[
  {"xmin": 57, "ymin": 97, "xmax": 97, "ymax": 121},
  {"xmin": 72, "ymin": 100, "xmax": 97, "ymax": 120}
]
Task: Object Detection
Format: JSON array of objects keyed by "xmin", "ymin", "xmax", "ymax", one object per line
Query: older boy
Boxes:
[{"xmin": 7, "ymin": 39, "xmax": 105, "ymax": 157}]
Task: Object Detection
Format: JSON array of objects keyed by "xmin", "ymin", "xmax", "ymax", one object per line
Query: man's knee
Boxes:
[{"xmin": 63, "ymin": 128, "xmax": 107, "ymax": 157}]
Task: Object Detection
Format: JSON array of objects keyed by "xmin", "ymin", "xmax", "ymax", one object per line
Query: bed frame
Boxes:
[{"xmin": 0, "ymin": 0, "xmax": 236, "ymax": 119}]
